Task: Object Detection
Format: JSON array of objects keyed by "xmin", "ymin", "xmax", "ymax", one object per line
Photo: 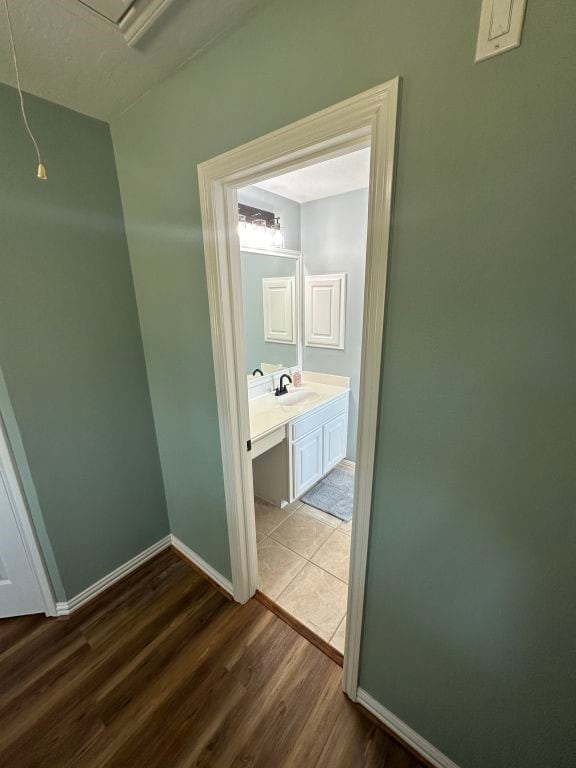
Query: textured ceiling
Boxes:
[
  {"xmin": 254, "ymin": 148, "xmax": 371, "ymax": 203},
  {"xmin": 0, "ymin": 0, "xmax": 266, "ymax": 120}
]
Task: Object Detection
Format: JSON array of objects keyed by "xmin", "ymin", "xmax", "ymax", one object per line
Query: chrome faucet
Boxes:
[{"xmin": 274, "ymin": 373, "xmax": 292, "ymax": 397}]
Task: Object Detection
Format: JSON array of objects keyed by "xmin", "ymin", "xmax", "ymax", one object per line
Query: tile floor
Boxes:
[{"xmin": 255, "ymin": 495, "xmax": 352, "ymax": 651}]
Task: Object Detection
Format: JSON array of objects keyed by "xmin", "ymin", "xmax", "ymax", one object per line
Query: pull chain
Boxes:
[{"xmin": 3, "ymin": 0, "xmax": 47, "ymax": 179}]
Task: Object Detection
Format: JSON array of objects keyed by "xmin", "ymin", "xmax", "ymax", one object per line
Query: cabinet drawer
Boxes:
[
  {"xmin": 251, "ymin": 426, "xmax": 286, "ymax": 460},
  {"xmin": 291, "ymin": 395, "xmax": 347, "ymax": 442}
]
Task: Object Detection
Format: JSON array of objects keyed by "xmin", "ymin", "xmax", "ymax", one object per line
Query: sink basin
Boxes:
[{"xmin": 275, "ymin": 388, "xmax": 317, "ymax": 406}]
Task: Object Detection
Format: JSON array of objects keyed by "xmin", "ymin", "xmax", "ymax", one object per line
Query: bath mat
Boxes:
[{"xmin": 301, "ymin": 467, "xmax": 354, "ymax": 522}]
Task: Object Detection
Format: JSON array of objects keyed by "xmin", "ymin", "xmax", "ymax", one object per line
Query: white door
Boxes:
[
  {"xmin": 0, "ymin": 465, "xmax": 45, "ymax": 618},
  {"xmin": 293, "ymin": 427, "xmax": 323, "ymax": 497},
  {"xmin": 323, "ymin": 413, "xmax": 348, "ymax": 473}
]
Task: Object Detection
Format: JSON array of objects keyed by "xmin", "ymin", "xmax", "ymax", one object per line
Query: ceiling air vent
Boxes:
[{"xmin": 74, "ymin": 0, "xmax": 178, "ymax": 45}]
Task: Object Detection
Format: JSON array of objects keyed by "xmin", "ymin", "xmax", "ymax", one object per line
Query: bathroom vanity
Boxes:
[{"xmin": 249, "ymin": 373, "xmax": 350, "ymax": 506}]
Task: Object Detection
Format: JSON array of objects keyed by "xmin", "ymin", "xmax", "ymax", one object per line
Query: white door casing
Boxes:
[{"xmin": 198, "ymin": 77, "xmax": 399, "ymax": 699}]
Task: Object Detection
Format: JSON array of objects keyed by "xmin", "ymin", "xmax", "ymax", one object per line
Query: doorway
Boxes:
[
  {"xmin": 238, "ymin": 148, "xmax": 370, "ymax": 658},
  {"xmin": 198, "ymin": 78, "xmax": 398, "ymax": 699},
  {"xmin": 0, "ymin": 415, "xmax": 56, "ymax": 618}
]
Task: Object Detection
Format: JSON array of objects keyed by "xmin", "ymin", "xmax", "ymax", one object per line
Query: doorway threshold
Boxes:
[{"xmin": 254, "ymin": 590, "xmax": 343, "ymax": 667}]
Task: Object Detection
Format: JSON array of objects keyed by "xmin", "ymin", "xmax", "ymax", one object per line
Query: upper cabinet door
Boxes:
[
  {"xmin": 305, "ymin": 273, "xmax": 346, "ymax": 349},
  {"xmin": 262, "ymin": 276, "xmax": 297, "ymax": 344}
]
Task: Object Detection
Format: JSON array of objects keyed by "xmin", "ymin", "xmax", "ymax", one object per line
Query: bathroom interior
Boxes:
[{"xmin": 239, "ymin": 147, "xmax": 370, "ymax": 653}]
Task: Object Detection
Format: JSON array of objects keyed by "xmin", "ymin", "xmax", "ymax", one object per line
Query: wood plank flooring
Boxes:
[{"xmin": 0, "ymin": 549, "xmax": 423, "ymax": 768}]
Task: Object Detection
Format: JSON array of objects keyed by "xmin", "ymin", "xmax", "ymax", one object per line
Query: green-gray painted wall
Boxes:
[
  {"xmin": 110, "ymin": 1, "xmax": 576, "ymax": 766},
  {"xmin": 0, "ymin": 83, "xmax": 169, "ymax": 600}
]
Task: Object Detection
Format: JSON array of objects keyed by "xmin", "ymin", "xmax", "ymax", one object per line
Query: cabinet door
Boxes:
[
  {"xmin": 293, "ymin": 427, "xmax": 323, "ymax": 498},
  {"xmin": 262, "ymin": 276, "xmax": 296, "ymax": 344},
  {"xmin": 304, "ymin": 273, "xmax": 346, "ymax": 349},
  {"xmin": 323, "ymin": 413, "xmax": 347, "ymax": 473}
]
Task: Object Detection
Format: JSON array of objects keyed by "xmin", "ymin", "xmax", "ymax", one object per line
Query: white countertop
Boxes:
[{"xmin": 249, "ymin": 378, "xmax": 350, "ymax": 441}]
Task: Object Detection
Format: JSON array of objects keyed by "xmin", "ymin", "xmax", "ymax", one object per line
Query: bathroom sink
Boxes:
[{"xmin": 275, "ymin": 388, "xmax": 317, "ymax": 406}]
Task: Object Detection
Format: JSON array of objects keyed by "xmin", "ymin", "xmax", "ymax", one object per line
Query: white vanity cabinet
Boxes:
[
  {"xmin": 289, "ymin": 393, "xmax": 348, "ymax": 499},
  {"xmin": 251, "ymin": 384, "xmax": 350, "ymax": 508}
]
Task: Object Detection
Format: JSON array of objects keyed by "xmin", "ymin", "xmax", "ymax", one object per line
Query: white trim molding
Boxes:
[
  {"xmin": 56, "ymin": 536, "xmax": 171, "ymax": 616},
  {"xmin": 170, "ymin": 535, "xmax": 234, "ymax": 596},
  {"xmin": 357, "ymin": 689, "xmax": 462, "ymax": 768},
  {"xmin": 198, "ymin": 78, "xmax": 400, "ymax": 696},
  {"xmin": 0, "ymin": 415, "xmax": 57, "ymax": 617},
  {"xmin": 240, "ymin": 246, "xmax": 300, "ymax": 259}
]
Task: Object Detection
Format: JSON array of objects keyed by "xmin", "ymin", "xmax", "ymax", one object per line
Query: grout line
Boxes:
[
  {"xmin": 272, "ymin": 558, "xmax": 308, "ymax": 605},
  {"xmin": 265, "ymin": 534, "xmax": 311, "ymax": 565},
  {"xmin": 258, "ymin": 511, "xmax": 349, "ymax": 580},
  {"xmin": 255, "ymin": 508, "xmax": 297, "ymax": 540},
  {"xmin": 328, "ymin": 613, "xmax": 347, "ymax": 644},
  {"xmin": 259, "ymin": 562, "xmax": 348, "ymax": 647},
  {"xmin": 257, "ymin": 537, "xmax": 349, "ymax": 585},
  {"xmin": 261, "ymin": 531, "xmax": 349, "ymax": 595},
  {"xmin": 255, "ymin": 498, "xmax": 350, "ymax": 642},
  {"xmin": 299, "ymin": 502, "xmax": 344, "ymax": 530},
  {"xmin": 268, "ymin": 529, "xmax": 331, "ymax": 562},
  {"xmin": 312, "ymin": 561, "xmax": 349, "ymax": 586}
]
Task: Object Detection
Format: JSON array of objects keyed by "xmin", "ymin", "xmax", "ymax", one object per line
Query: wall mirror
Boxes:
[{"xmin": 241, "ymin": 248, "xmax": 301, "ymax": 382}]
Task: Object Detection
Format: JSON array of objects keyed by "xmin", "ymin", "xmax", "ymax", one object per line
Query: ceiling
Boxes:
[
  {"xmin": 0, "ymin": 0, "xmax": 266, "ymax": 120},
  {"xmin": 79, "ymin": 1, "xmax": 132, "ymax": 24},
  {"xmin": 254, "ymin": 148, "xmax": 371, "ymax": 203}
]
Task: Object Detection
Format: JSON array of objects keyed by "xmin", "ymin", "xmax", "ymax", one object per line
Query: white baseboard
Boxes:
[
  {"xmin": 170, "ymin": 534, "xmax": 233, "ymax": 596},
  {"xmin": 56, "ymin": 535, "xmax": 171, "ymax": 616},
  {"xmin": 338, "ymin": 458, "xmax": 356, "ymax": 472},
  {"xmin": 356, "ymin": 689, "xmax": 461, "ymax": 768}
]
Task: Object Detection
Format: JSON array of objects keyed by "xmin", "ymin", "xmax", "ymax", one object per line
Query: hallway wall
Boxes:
[
  {"xmin": 111, "ymin": 2, "xmax": 576, "ymax": 765},
  {"xmin": 0, "ymin": 84, "xmax": 168, "ymax": 599}
]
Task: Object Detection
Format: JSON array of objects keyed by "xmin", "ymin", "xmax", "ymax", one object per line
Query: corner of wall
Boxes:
[{"xmin": 0, "ymin": 364, "xmax": 66, "ymax": 602}]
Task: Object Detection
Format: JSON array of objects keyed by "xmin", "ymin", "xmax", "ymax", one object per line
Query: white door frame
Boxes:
[
  {"xmin": 198, "ymin": 78, "xmax": 399, "ymax": 699},
  {"xmin": 0, "ymin": 415, "xmax": 57, "ymax": 617}
]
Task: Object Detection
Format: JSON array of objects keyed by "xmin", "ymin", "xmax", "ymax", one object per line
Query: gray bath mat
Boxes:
[{"xmin": 302, "ymin": 467, "xmax": 354, "ymax": 522}]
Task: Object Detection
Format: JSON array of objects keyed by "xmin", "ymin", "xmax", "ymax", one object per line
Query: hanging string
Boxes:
[{"xmin": 3, "ymin": 0, "xmax": 47, "ymax": 179}]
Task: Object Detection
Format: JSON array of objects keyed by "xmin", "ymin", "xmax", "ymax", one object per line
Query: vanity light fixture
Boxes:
[
  {"xmin": 3, "ymin": 0, "xmax": 47, "ymax": 180},
  {"xmin": 238, "ymin": 203, "xmax": 285, "ymax": 250}
]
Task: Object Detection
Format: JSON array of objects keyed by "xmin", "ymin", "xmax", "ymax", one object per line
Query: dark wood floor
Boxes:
[{"xmin": 0, "ymin": 549, "xmax": 423, "ymax": 768}]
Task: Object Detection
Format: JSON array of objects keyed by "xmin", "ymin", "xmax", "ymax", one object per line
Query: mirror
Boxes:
[{"xmin": 241, "ymin": 249, "xmax": 299, "ymax": 377}]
